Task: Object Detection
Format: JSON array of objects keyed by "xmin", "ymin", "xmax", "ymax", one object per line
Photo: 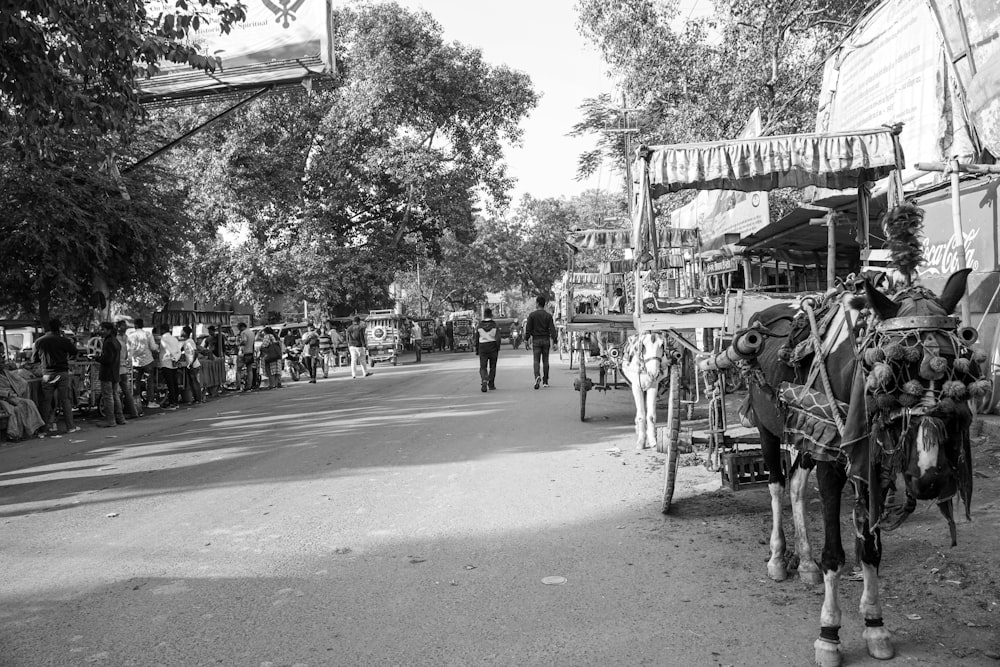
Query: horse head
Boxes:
[
  {"xmin": 623, "ymin": 332, "xmax": 675, "ymax": 393},
  {"xmin": 863, "ymin": 269, "xmax": 976, "ymax": 511}
]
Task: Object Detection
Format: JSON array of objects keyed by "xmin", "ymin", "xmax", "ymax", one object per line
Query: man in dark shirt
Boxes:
[
  {"xmin": 33, "ymin": 318, "xmax": 80, "ymax": 435},
  {"xmin": 525, "ymin": 295, "xmax": 559, "ymax": 389},
  {"xmin": 96, "ymin": 321, "xmax": 125, "ymax": 427},
  {"xmin": 345, "ymin": 317, "xmax": 372, "ymax": 378}
]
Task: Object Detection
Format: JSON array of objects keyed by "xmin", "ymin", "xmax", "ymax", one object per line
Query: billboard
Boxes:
[
  {"xmin": 140, "ymin": 0, "xmax": 334, "ymax": 103},
  {"xmin": 929, "ymin": 0, "xmax": 1000, "ymax": 157},
  {"xmin": 814, "ymin": 0, "xmax": 976, "ymax": 184}
]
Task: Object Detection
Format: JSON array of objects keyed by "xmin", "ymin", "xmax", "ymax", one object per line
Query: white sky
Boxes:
[
  {"xmin": 396, "ymin": 0, "xmax": 616, "ymax": 205},
  {"xmin": 396, "ymin": 0, "xmax": 711, "ymax": 207}
]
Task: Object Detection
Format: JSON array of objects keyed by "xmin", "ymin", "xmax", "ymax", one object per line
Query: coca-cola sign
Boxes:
[{"xmin": 919, "ymin": 228, "xmax": 982, "ymax": 277}]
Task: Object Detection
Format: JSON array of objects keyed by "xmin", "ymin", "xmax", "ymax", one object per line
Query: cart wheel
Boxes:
[
  {"xmin": 392, "ymin": 355, "xmax": 397, "ymax": 366},
  {"xmin": 579, "ymin": 345, "xmax": 589, "ymax": 421},
  {"xmin": 661, "ymin": 364, "xmax": 682, "ymax": 513}
]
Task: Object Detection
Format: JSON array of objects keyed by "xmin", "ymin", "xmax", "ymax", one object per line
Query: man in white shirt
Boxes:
[
  {"xmin": 411, "ymin": 320, "xmax": 423, "ymax": 363},
  {"xmin": 127, "ymin": 318, "xmax": 159, "ymax": 408},
  {"xmin": 158, "ymin": 326, "xmax": 182, "ymax": 409}
]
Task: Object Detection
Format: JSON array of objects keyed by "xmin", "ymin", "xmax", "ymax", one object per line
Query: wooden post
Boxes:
[
  {"xmin": 827, "ymin": 212, "xmax": 837, "ymax": 290},
  {"xmin": 949, "ymin": 159, "xmax": 971, "ymax": 324}
]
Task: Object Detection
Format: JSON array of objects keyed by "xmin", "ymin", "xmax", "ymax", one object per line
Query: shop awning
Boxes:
[
  {"xmin": 153, "ymin": 310, "xmax": 234, "ymax": 328},
  {"xmin": 566, "ymin": 272, "xmax": 624, "ymax": 285},
  {"xmin": 566, "ymin": 227, "xmax": 699, "ymax": 251},
  {"xmin": 641, "ymin": 127, "xmax": 903, "ymax": 198},
  {"xmin": 737, "ymin": 206, "xmax": 862, "ymax": 259}
]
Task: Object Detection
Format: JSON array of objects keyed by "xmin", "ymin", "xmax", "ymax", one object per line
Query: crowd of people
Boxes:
[
  {"xmin": 14, "ymin": 305, "xmax": 562, "ymax": 440},
  {"xmin": 22, "ymin": 317, "xmax": 382, "ymax": 438}
]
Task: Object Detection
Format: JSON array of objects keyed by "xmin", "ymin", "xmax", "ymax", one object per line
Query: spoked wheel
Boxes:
[{"xmin": 661, "ymin": 363, "xmax": 682, "ymax": 514}]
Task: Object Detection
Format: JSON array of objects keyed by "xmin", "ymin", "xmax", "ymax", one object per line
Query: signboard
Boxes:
[
  {"xmin": 229, "ymin": 313, "xmax": 252, "ymax": 329},
  {"xmin": 815, "ymin": 0, "xmax": 975, "ymax": 184},
  {"xmin": 703, "ymin": 256, "xmax": 741, "ymax": 276},
  {"xmin": 916, "ymin": 179, "xmax": 999, "ymax": 312},
  {"xmin": 668, "ymin": 109, "xmax": 769, "ymax": 251},
  {"xmin": 140, "ymin": 0, "xmax": 333, "ymax": 103}
]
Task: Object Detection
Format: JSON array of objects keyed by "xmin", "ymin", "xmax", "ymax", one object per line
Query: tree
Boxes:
[
  {"xmin": 0, "ymin": 0, "xmax": 247, "ymax": 156},
  {"xmin": 148, "ymin": 1, "xmax": 538, "ymax": 315},
  {"xmin": 0, "ymin": 141, "xmax": 199, "ymax": 322},
  {"xmin": 573, "ymin": 0, "xmax": 875, "ymax": 176}
]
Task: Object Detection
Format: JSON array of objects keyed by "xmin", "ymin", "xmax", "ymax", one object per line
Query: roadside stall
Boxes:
[{"xmin": 152, "ymin": 309, "xmax": 232, "ymax": 394}]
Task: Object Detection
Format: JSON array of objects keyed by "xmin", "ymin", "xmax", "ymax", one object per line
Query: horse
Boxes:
[
  {"xmin": 744, "ymin": 268, "xmax": 977, "ymax": 666},
  {"xmin": 621, "ymin": 331, "xmax": 678, "ymax": 449}
]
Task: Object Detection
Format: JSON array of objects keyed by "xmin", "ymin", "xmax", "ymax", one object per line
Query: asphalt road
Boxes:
[{"xmin": 1, "ymin": 349, "xmax": 992, "ymax": 666}]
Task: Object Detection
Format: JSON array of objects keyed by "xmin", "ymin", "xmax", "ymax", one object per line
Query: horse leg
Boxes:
[
  {"xmin": 789, "ymin": 457, "xmax": 822, "ymax": 585},
  {"xmin": 644, "ymin": 386, "xmax": 658, "ymax": 449},
  {"xmin": 938, "ymin": 498, "xmax": 958, "ymax": 547},
  {"xmin": 760, "ymin": 429, "xmax": 788, "ymax": 582},
  {"xmin": 631, "ymin": 381, "xmax": 647, "ymax": 449},
  {"xmin": 855, "ymin": 487, "xmax": 892, "ymax": 660},
  {"xmin": 814, "ymin": 461, "xmax": 847, "ymax": 667}
]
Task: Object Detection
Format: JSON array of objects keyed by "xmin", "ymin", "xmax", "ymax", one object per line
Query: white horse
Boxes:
[{"xmin": 621, "ymin": 331, "xmax": 677, "ymax": 449}]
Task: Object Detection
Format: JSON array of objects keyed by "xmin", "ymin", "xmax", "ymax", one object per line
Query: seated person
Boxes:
[{"xmin": 608, "ymin": 288, "xmax": 626, "ymax": 314}]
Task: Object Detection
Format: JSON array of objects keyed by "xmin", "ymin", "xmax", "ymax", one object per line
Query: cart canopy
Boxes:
[{"xmin": 641, "ymin": 127, "xmax": 902, "ymax": 197}]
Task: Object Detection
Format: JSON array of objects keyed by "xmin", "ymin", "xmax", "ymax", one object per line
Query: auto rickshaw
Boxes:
[{"xmin": 365, "ymin": 310, "xmax": 406, "ymax": 366}]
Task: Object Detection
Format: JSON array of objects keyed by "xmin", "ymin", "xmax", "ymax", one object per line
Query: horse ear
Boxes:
[
  {"xmin": 865, "ymin": 279, "xmax": 900, "ymax": 320},
  {"xmin": 938, "ymin": 268, "xmax": 973, "ymax": 315}
]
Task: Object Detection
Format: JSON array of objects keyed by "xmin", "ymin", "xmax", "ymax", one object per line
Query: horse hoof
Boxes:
[
  {"xmin": 863, "ymin": 626, "xmax": 894, "ymax": 660},
  {"xmin": 799, "ymin": 567, "xmax": 823, "ymax": 586},
  {"xmin": 767, "ymin": 562, "xmax": 788, "ymax": 582},
  {"xmin": 814, "ymin": 638, "xmax": 842, "ymax": 667}
]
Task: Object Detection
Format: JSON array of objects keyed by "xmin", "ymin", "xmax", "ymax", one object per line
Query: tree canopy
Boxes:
[{"xmin": 572, "ymin": 0, "xmax": 876, "ymax": 178}]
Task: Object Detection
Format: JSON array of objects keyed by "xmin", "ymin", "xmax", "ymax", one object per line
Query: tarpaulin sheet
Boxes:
[{"xmin": 640, "ymin": 128, "xmax": 901, "ymax": 198}]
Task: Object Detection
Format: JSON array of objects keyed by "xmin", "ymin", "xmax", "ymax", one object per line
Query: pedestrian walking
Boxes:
[
  {"xmin": 32, "ymin": 318, "xmax": 80, "ymax": 436},
  {"xmin": 116, "ymin": 320, "xmax": 141, "ymax": 417},
  {"xmin": 525, "ymin": 295, "xmax": 558, "ymax": 389},
  {"xmin": 435, "ymin": 321, "xmax": 446, "ymax": 351},
  {"xmin": 411, "ymin": 319, "xmax": 423, "ymax": 363},
  {"xmin": 345, "ymin": 316, "xmax": 373, "ymax": 378},
  {"xmin": 96, "ymin": 322, "xmax": 126, "ymax": 427},
  {"xmin": 301, "ymin": 323, "xmax": 320, "ymax": 383},
  {"xmin": 127, "ymin": 318, "xmax": 159, "ymax": 408},
  {"xmin": 474, "ymin": 308, "xmax": 500, "ymax": 392},
  {"xmin": 319, "ymin": 324, "xmax": 334, "ymax": 377},
  {"xmin": 445, "ymin": 320, "xmax": 454, "ymax": 351}
]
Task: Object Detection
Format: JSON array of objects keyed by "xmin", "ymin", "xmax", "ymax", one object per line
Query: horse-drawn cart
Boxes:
[{"xmin": 630, "ymin": 125, "xmax": 992, "ymax": 664}]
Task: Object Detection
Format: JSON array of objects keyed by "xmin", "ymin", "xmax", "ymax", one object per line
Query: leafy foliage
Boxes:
[
  {"xmin": 573, "ymin": 0, "xmax": 876, "ymax": 174},
  {"xmin": 149, "ymin": 1, "xmax": 538, "ymax": 316},
  {"xmin": 0, "ymin": 142, "xmax": 197, "ymax": 324}
]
